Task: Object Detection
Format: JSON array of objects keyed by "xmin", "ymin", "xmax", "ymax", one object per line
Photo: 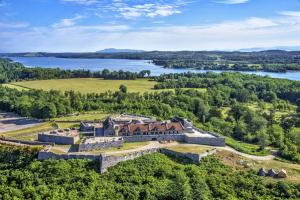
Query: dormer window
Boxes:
[{"xmin": 134, "ymin": 127, "xmax": 142, "ymax": 135}]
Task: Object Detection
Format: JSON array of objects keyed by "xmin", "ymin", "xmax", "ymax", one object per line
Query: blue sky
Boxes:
[{"xmin": 1, "ymin": 0, "xmax": 300, "ymax": 52}]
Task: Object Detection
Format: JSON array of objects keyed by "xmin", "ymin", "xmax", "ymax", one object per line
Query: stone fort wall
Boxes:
[
  {"xmin": 38, "ymin": 134, "xmax": 79, "ymax": 145},
  {"xmin": 122, "ymin": 134, "xmax": 225, "ymax": 147},
  {"xmin": 38, "ymin": 147, "xmax": 216, "ymax": 173},
  {"xmin": 184, "ymin": 135, "xmax": 225, "ymax": 146},
  {"xmin": 79, "ymin": 140, "xmax": 123, "ymax": 152}
]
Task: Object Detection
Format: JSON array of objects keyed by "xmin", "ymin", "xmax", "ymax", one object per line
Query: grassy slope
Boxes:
[
  {"xmin": 215, "ymin": 150, "xmax": 300, "ymax": 184},
  {"xmin": 225, "ymin": 136, "xmax": 271, "ymax": 156},
  {"xmin": 3, "ymin": 78, "xmax": 157, "ymax": 93}
]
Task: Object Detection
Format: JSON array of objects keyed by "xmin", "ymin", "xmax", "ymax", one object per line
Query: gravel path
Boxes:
[{"xmin": 217, "ymin": 146, "xmax": 277, "ymax": 161}]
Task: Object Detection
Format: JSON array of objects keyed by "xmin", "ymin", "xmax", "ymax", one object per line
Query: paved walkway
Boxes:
[{"xmin": 218, "ymin": 146, "xmax": 277, "ymax": 161}]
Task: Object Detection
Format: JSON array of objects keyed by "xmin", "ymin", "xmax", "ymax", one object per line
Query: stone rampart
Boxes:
[
  {"xmin": 38, "ymin": 146, "xmax": 217, "ymax": 173},
  {"xmin": 160, "ymin": 148, "xmax": 201, "ymax": 163},
  {"xmin": 99, "ymin": 148, "xmax": 159, "ymax": 173},
  {"xmin": 184, "ymin": 135, "xmax": 225, "ymax": 147},
  {"xmin": 79, "ymin": 140, "xmax": 123, "ymax": 152},
  {"xmin": 0, "ymin": 138, "xmax": 54, "ymax": 146},
  {"xmin": 38, "ymin": 134, "xmax": 79, "ymax": 145},
  {"xmin": 38, "ymin": 150, "xmax": 100, "ymax": 161}
]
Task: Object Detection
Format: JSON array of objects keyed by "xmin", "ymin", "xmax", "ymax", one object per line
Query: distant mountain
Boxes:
[
  {"xmin": 96, "ymin": 48, "xmax": 145, "ymax": 53},
  {"xmin": 239, "ymin": 46, "xmax": 300, "ymax": 52}
]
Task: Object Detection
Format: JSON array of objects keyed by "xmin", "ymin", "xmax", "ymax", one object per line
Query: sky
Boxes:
[{"xmin": 1, "ymin": 0, "xmax": 300, "ymax": 52}]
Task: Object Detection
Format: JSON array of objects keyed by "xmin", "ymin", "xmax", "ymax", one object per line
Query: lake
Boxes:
[{"xmin": 9, "ymin": 56, "xmax": 300, "ymax": 81}]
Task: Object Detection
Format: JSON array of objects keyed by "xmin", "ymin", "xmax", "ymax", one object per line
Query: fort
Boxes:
[
  {"xmin": 37, "ymin": 114, "xmax": 225, "ymax": 170},
  {"xmin": 39, "ymin": 114, "xmax": 225, "ymax": 149}
]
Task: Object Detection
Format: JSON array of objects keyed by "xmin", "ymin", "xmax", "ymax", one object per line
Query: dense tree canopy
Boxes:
[{"xmin": 0, "ymin": 145, "xmax": 299, "ymax": 200}]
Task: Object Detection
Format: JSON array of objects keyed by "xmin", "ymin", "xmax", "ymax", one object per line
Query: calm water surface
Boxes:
[{"xmin": 9, "ymin": 57, "xmax": 300, "ymax": 81}]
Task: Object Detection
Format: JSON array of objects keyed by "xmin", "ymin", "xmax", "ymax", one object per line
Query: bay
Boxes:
[{"xmin": 9, "ymin": 56, "xmax": 300, "ymax": 81}]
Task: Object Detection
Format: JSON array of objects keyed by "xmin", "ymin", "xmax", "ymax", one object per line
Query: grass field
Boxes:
[
  {"xmin": 3, "ymin": 78, "xmax": 157, "ymax": 93},
  {"xmin": 3, "ymin": 78, "xmax": 207, "ymax": 94},
  {"xmin": 166, "ymin": 145, "xmax": 212, "ymax": 154},
  {"xmin": 53, "ymin": 112, "xmax": 109, "ymax": 121}
]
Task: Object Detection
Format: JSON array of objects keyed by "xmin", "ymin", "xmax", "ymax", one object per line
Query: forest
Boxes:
[
  {"xmin": 4, "ymin": 50, "xmax": 300, "ymax": 72},
  {"xmin": 1, "ymin": 57, "xmax": 300, "ymax": 163},
  {"xmin": 0, "ymin": 145, "xmax": 299, "ymax": 200},
  {"xmin": 0, "ymin": 58, "xmax": 150, "ymax": 83},
  {"xmin": 1, "ymin": 71, "xmax": 300, "ymax": 163}
]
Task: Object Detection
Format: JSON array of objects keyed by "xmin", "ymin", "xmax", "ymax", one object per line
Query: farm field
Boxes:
[
  {"xmin": 3, "ymin": 78, "xmax": 157, "ymax": 93},
  {"xmin": 2, "ymin": 78, "xmax": 207, "ymax": 94}
]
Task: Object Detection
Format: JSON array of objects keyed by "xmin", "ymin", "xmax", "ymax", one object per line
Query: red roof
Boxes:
[{"xmin": 118, "ymin": 121, "xmax": 183, "ymax": 134}]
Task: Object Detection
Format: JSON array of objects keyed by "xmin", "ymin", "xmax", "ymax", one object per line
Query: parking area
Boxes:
[{"xmin": 0, "ymin": 112, "xmax": 42, "ymax": 133}]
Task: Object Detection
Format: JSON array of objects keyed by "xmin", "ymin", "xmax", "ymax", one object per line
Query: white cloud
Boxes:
[
  {"xmin": 280, "ymin": 11, "xmax": 300, "ymax": 18},
  {"xmin": 52, "ymin": 15, "xmax": 84, "ymax": 28},
  {"xmin": 0, "ymin": 22, "xmax": 29, "ymax": 29},
  {"xmin": 216, "ymin": 0, "xmax": 249, "ymax": 4},
  {"xmin": 101, "ymin": 1, "xmax": 184, "ymax": 19},
  {"xmin": 3, "ymin": 11, "xmax": 300, "ymax": 52},
  {"xmin": 61, "ymin": 0, "xmax": 98, "ymax": 5}
]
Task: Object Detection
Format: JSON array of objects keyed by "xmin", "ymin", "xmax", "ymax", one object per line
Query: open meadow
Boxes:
[
  {"xmin": 3, "ymin": 78, "xmax": 157, "ymax": 93},
  {"xmin": 2, "ymin": 78, "xmax": 207, "ymax": 94}
]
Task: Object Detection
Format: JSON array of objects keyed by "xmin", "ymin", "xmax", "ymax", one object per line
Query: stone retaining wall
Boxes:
[
  {"xmin": 99, "ymin": 148, "xmax": 159, "ymax": 173},
  {"xmin": 38, "ymin": 134, "xmax": 79, "ymax": 145},
  {"xmin": 160, "ymin": 148, "xmax": 201, "ymax": 163},
  {"xmin": 38, "ymin": 147, "xmax": 217, "ymax": 173},
  {"xmin": 79, "ymin": 140, "xmax": 123, "ymax": 152},
  {"xmin": 184, "ymin": 135, "xmax": 225, "ymax": 147},
  {"xmin": 0, "ymin": 138, "xmax": 54, "ymax": 146},
  {"xmin": 38, "ymin": 150, "xmax": 100, "ymax": 161}
]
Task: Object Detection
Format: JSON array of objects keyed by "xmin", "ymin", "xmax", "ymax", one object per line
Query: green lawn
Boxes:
[
  {"xmin": 53, "ymin": 112, "xmax": 109, "ymax": 121},
  {"xmin": 89, "ymin": 141, "xmax": 150, "ymax": 154},
  {"xmin": 3, "ymin": 78, "xmax": 158, "ymax": 94},
  {"xmin": 166, "ymin": 145, "xmax": 212, "ymax": 154},
  {"xmin": 3, "ymin": 78, "xmax": 207, "ymax": 94}
]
